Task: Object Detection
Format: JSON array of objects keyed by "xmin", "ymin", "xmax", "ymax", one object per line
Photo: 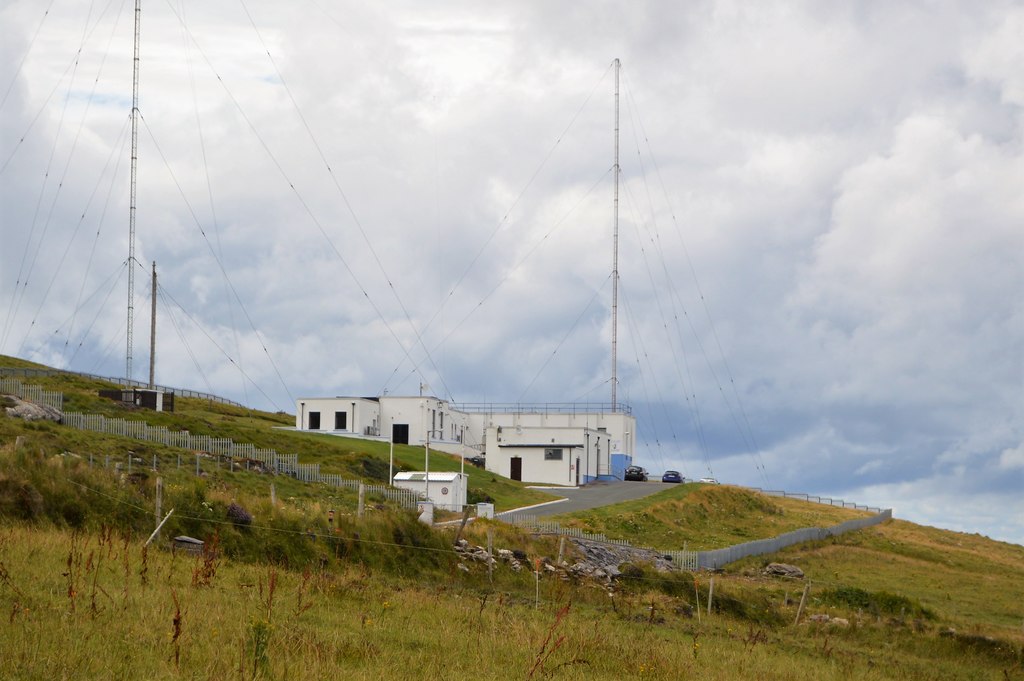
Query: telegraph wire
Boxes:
[
  {"xmin": 236, "ymin": 0, "xmax": 456, "ymax": 406},
  {"xmin": 0, "ymin": 0, "xmax": 56, "ymax": 115}
]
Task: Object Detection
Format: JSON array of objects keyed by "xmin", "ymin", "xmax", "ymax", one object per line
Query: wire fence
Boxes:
[{"xmin": 0, "ymin": 377, "xmax": 64, "ymax": 411}]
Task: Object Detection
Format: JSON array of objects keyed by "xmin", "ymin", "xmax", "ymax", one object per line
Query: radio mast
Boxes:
[
  {"xmin": 126, "ymin": 0, "xmax": 141, "ymax": 379},
  {"xmin": 611, "ymin": 58, "xmax": 620, "ymax": 411}
]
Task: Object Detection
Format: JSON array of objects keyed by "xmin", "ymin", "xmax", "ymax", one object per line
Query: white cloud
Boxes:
[{"xmin": 1, "ymin": 0, "xmax": 1021, "ymax": 545}]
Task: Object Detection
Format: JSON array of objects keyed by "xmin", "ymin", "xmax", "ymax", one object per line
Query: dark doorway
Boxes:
[
  {"xmin": 392, "ymin": 423, "xmax": 409, "ymax": 445},
  {"xmin": 334, "ymin": 411, "xmax": 347, "ymax": 430},
  {"xmin": 308, "ymin": 411, "xmax": 320, "ymax": 430},
  {"xmin": 576, "ymin": 457, "xmax": 580, "ymax": 486},
  {"xmin": 510, "ymin": 456, "xmax": 522, "ymax": 481}
]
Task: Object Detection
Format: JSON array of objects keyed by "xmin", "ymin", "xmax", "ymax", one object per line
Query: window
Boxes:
[
  {"xmin": 308, "ymin": 411, "xmax": 321, "ymax": 430},
  {"xmin": 334, "ymin": 411, "xmax": 347, "ymax": 430},
  {"xmin": 544, "ymin": 448, "xmax": 563, "ymax": 461}
]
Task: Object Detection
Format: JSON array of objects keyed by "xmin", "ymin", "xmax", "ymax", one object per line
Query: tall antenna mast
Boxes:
[
  {"xmin": 126, "ymin": 0, "xmax": 141, "ymax": 380},
  {"xmin": 611, "ymin": 58, "xmax": 620, "ymax": 411}
]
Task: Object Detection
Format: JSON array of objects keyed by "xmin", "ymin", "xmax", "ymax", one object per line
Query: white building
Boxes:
[
  {"xmin": 392, "ymin": 471, "xmax": 467, "ymax": 511},
  {"xmin": 294, "ymin": 395, "xmax": 636, "ymax": 486}
]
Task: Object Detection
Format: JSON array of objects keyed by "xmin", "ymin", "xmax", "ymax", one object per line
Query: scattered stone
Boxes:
[
  {"xmin": 808, "ymin": 614, "xmax": 831, "ymax": 623},
  {"xmin": 764, "ymin": 563, "xmax": 804, "ymax": 579},
  {"xmin": 830, "ymin": 617, "xmax": 850, "ymax": 627}
]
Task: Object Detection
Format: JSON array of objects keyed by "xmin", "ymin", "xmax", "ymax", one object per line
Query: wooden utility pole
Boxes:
[{"xmin": 149, "ymin": 262, "xmax": 156, "ymax": 387}]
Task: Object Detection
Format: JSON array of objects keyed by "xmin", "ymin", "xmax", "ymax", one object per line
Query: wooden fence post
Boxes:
[
  {"xmin": 357, "ymin": 483, "xmax": 365, "ymax": 518},
  {"xmin": 707, "ymin": 576, "xmax": 715, "ymax": 616},
  {"xmin": 155, "ymin": 477, "xmax": 163, "ymax": 540},
  {"xmin": 794, "ymin": 581, "xmax": 811, "ymax": 626},
  {"xmin": 557, "ymin": 536, "xmax": 566, "ymax": 565},
  {"xmin": 487, "ymin": 527, "xmax": 494, "ymax": 585}
]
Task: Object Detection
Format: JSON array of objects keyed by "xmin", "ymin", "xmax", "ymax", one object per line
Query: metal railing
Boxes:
[
  {"xmin": 742, "ymin": 487, "xmax": 883, "ymax": 513},
  {"xmin": 451, "ymin": 401, "xmax": 632, "ymax": 416}
]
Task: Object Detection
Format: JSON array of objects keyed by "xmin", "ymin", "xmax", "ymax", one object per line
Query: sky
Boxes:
[{"xmin": 1, "ymin": 1, "xmax": 1021, "ymax": 545}]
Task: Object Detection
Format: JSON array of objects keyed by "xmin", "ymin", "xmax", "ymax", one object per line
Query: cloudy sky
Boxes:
[{"xmin": 1, "ymin": 1, "xmax": 1021, "ymax": 544}]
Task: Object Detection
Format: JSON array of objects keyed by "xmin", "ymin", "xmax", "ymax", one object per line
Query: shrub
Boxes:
[{"xmin": 227, "ymin": 502, "xmax": 253, "ymax": 527}]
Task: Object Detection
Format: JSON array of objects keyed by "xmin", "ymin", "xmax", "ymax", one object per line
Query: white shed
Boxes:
[{"xmin": 392, "ymin": 472, "xmax": 468, "ymax": 511}]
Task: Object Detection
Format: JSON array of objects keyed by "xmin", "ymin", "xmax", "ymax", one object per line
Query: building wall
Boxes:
[
  {"xmin": 295, "ymin": 397, "xmax": 382, "ymax": 435},
  {"xmin": 294, "ymin": 395, "xmax": 636, "ymax": 486},
  {"xmin": 486, "ymin": 425, "xmax": 607, "ymax": 485}
]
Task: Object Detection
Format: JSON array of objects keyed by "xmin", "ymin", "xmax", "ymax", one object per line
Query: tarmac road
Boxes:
[{"xmin": 501, "ymin": 480, "xmax": 679, "ymax": 517}]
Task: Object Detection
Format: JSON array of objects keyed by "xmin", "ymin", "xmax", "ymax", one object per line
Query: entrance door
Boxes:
[
  {"xmin": 392, "ymin": 423, "xmax": 409, "ymax": 445},
  {"xmin": 510, "ymin": 457, "xmax": 522, "ymax": 482},
  {"xmin": 576, "ymin": 457, "xmax": 580, "ymax": 486}
]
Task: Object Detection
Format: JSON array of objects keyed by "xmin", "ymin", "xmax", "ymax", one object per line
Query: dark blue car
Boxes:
[{"xmin": 661, "ymin": 470, "xmax": 683, "ymax": 483}]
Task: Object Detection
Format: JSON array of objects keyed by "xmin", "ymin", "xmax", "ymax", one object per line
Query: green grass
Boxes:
[
  {"xmin": 0, "ymin": 524, "xmax": 1021, "ymax": 680},
  {"xmin": 548, "ymin": 482, "xmax": 873, "ymax": 550},
  {"xmin": 1, "ymin": 356, "xmax": 555, "ymax": 513},
  {"xmin": 3, "ymin": 357, "xmax": 1024, "ymax": 678}
]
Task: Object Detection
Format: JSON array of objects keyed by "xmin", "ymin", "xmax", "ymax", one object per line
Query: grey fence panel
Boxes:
[{"xmin": 695, "ymin": 509, "xmax": 892, "ymax": 570}]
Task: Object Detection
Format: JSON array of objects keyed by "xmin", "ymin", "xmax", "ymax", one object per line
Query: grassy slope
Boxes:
[
  {"xmin": 1, "ymin": 523, "xmax": 1020, "ymax": 681},
  {"xmin": 2, "ymin": 358, "xmax": 1023, "ymax": 678},
  {"xmin": 0, "ymin": 356, "xmax": 554, "ymax": 512},
  {"xmin": 548, "ymin": 482, "xmax": 873, "ymax": 550}
]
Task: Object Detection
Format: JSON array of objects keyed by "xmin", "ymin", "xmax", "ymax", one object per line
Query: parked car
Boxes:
[
  {"xmin": 624, "ymin": 465, "xmax": 648, "ymax": 481},
  {"xmin": 661, "ymin": 470, "xmax": 683, "ymax": 483},
  {"xmin": 699, "ymin": 477, "xmax": 719, "ymax": 484},
  {"xmin": 467, "ymin": 455, "xmax": 486, "ymax": 468}
]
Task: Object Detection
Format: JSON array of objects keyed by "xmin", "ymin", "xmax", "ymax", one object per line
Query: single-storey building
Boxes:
[{"xmin": 294, "ymin": 395, "xmax": 636, "ymax": 487}]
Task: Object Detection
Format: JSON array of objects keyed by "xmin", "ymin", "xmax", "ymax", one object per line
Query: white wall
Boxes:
[
  {"xmin": 295, "ymin": 397, "xmax": 381, "ymax": 435},
  {"xmin": 486, "ymin": 425, "xmax": 607, "ymax": 485}
]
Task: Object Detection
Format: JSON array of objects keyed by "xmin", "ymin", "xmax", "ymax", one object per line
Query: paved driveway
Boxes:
[{"xmin": 502, "ymin": 480, "xmax": 677, "ymax": 517}]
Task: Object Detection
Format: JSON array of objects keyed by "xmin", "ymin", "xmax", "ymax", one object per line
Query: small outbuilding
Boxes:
[{"xmin": 392, "ymin": 471, "xmax": 467, "ymax": 511}]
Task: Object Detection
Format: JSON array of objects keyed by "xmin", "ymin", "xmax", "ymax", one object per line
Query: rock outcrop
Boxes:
[{"xmin": 3, "ymin": 395, "xmax": 61, "ymax": 423}]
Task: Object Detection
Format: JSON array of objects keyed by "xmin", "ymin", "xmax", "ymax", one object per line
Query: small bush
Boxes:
[
  {"xmin": 227, "ymin": 502, "xmax": 253, "ymax": 527},
  {"xmin": 821, "ymin": 585, "xmax": 935, "ymax": 620}
]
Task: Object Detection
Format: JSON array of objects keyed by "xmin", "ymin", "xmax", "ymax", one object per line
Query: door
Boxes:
[
  {"xmin": 510, "ymin": 456, "xmax": 522, "ymax": 482},
  {"xmin": 576, "ymin": 457, "xmax": 580, "ymax": 486},
  {"xmin": 334, "ymin": 411, "xmax": 347, "ymax": 430},
  {"xmin": 392, "ymin": 423, "xmax": 409, "ymax": 445}
]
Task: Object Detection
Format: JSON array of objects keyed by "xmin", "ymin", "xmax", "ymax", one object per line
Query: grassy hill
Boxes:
[{"xmin": 1, "ymin": 359, "xmax": 1022, "ymax": 679}]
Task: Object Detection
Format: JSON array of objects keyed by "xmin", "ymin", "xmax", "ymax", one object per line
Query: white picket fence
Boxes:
[
  {"xmin": 0, "ymin": 377, "xmax": 63, "ymax": 411},
  {"xmin": 57, "ymin": 410, "xmax": 418, "ymax": 509}
]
